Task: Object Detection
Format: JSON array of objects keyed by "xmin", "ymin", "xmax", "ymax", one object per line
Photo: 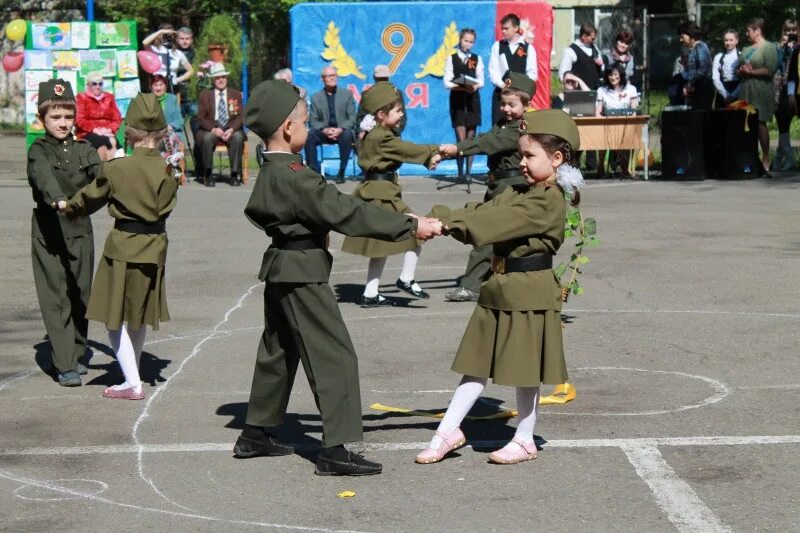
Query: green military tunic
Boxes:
[
  {"xmin": 431, "ymin": 182, "xmax": 568, "ymax": 387},
  {"xmin": 341, "ymin": 125, "xmax": 437, "ymax": 258},
  {"xmin": 66, "ymin": 147, "xmax": 178, "ymax": 331},
  {"xmin": 245, "ymin": 151, "xmax": 418, "ymax": 447},
  {"xmin": 455, "ymin": 117, "xmax": 528, "ymax": 292},
  {"xmin": 28, "ymin": 135, "xmax": 101, "ymax": 373}
]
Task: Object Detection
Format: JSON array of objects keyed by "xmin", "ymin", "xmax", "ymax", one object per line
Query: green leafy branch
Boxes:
[{"xmin": 554, "ymin": 199, "xmax": 600, "ymax": 303}]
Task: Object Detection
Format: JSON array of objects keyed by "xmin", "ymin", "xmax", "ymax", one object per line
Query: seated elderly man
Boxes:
[
  {"xmin": 195, "ymin": 63, "xmax": 244, "ymax": 187},
  {"xmin": 305, "ymin": 66, "xmax": 357, "ymax": 184},
  {"xmin": 273, "ymin": 68, "xmax": 307, "ymax": 98}
]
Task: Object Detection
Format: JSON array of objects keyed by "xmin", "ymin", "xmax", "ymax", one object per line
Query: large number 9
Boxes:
[{"xmin": 381, "ymin": 23, "xmax": 414, "ymax": 74}]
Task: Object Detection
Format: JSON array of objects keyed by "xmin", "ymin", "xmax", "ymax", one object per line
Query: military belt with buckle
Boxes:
[
  {"xmin": 364, "ymin": 171, "xmax": 398, "ymax": 181},
  {"xmin": 491, "ymin": 253, "xmax": 553, "ymax": 274}
]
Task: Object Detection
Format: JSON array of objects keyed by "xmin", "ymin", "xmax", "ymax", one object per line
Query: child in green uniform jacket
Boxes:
[
  {"xmin": 341, "ymin": 82, "xmax": 442, "ymax": 307},
  {"xmin": 28, "ymin": 79, "xmax": 102, "ymax": 387},
  {"xmin": 234, "ymin": 81, "xmax": 441, "ymax": 476},
  {"xmin": 438, "ymin": 72, "xmax": 535, "ymax": 303},
  {"xmin": 63, "ymin": 93, "xmax": 178, "ymax": 401},
  {"xmin": 416, "ymin": 109, "xmax": 584, "ymax": 465}
]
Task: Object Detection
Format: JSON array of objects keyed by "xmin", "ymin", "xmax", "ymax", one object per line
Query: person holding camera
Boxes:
[{"xmin": 142, "ymin": 24, "xmax": 194, "ymax": 95}]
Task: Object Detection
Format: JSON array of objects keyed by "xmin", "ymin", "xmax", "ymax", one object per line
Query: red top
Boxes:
[{"xmin": 75, "ymin": 92, "xmax": 122, "ymax": 138}]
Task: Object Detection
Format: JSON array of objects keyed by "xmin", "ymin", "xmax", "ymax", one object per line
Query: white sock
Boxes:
[
  {"xmin": 128, "ymin": 325, "xmax": 147, "ymax": 374},
  {"xmin": 511, "ymin": 386, "xmax": 540, "ymax": 447},
  {"xmin": 429, "ymin": 376, "xmax": 487, "ymax": 448},
  {"xmin": 399, "ymin": 246, "xmax": 421, "ymax": 284},
  {"xmin": 364, "ymin": 257, "xmax": 387, "ymax": 298},
  {"xmin": 108, "ymin": 325, "xmax": 142, "ymax": 390}
]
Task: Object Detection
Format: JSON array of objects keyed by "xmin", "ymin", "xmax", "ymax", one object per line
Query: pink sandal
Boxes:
[
  {"xmin": 488, "ymin": 438, "xmax": 538, "ymax": 464},
  {"xmin": 415, "ymin": 428, "xmax": 466, "ymax": 464}
]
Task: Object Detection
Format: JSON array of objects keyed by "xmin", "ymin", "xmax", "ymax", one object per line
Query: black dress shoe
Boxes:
[
  {"xmin": 359, "ymin": 293, "xmax": 395, "ymax": 307},
  {"xmin": 315, "ymin": 445, "xmax": 382, "ymax": 476},
  {"xmin": 230, "ymin": 175, "xmax": 241, "ymax": 187},
  {"xmin": 395, "ymin": 278, "xmax": 429, "ymax": 299},
  {"xmin": 205, "ymin": 174, "xmax": 216, "ymax": 188},
  {"xmin": 233, "ymin": 433, "xmax": 293, "ymax": 458},
  {"xmin": 335, "ymin": 171, "xmax": 346, "ymax": 184}
]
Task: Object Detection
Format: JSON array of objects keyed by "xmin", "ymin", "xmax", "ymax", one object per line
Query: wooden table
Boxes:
[{"xmin": 573, "ymin": 115, "xmax": 650, "ymax": 179}]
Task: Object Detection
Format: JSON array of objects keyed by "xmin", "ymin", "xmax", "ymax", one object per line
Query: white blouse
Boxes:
[{"xmin": 596, "ymin": 83, "xmax": 639, "ymax": 110}]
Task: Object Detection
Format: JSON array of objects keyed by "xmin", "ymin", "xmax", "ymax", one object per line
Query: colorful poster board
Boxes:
[
  {"xmin": 24, "ymin": 20, "xmax": 139, "ymax": 146},
  {"xmin": 290, "ymin": 1, "xmax": 553, "ymax": 176}
]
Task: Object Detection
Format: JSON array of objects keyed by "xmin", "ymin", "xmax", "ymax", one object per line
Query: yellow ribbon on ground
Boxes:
[{"xmin": 369, "ymin": 383, "xmax": 576, "ymax": 420}]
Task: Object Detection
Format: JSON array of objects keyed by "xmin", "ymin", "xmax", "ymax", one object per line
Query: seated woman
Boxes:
[
  {"xmin": 75, "ymin": 72, "xmax": 122, "ymax": 161},
  {"xmin": 595, "ymin": 64, "xmax": 639, "ymax": 177},
  {"xmin": 150, "ymin": 74, "xmax": 184, "ymax": 165}
]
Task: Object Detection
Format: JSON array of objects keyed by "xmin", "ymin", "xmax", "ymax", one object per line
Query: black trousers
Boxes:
[
  {"xmin": 491, "ymin": 87, "xmax": 503, "ymax": 124},
  {"xmin": 304, "ymin": 128, "xmax": 354, "ymax": 175},
  {"xmin": 198, "ymin": 129, "xmax": 245, "ymax": 176}
]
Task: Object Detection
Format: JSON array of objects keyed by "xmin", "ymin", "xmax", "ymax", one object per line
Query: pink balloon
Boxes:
[
  {"xmin": 2, "ymin": 51, "xmax": 24, "ymax": 73},
  {"xmin": 137, "ymin": 51, "xmax": 162, "ymax": 74}
]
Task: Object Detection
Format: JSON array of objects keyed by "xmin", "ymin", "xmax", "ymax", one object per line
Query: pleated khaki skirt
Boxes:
[
  {"xmin": 451, "ymin": 305, "xmax": 567, "ymax": 387},
  {"xmin": 86, "ymin": 256, "xmax": 170, "ymax": 331},
  {"xmin": 341, "ymin": 180, "xmax": 420, "ymax": 258}
]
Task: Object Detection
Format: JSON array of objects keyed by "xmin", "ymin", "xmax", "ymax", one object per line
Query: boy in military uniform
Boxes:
[
  {"xmin": 64, "ymin": 93, "xmax": 179, "ymax": 400},
  {"xmin": 235, "ymin": 80, "xmax": 441, "ymax": 476},
  {"xmin": 27, "ymin": 79, "xmax": 102, "ymax": 387},
  {"xmin": 438, "ymin": 72, "xmax": 535, "ymax": 302}
]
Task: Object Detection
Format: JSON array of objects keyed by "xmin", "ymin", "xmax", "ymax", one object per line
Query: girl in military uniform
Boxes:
[
  {"xmin": 63, "ymin": 93, "xmax": 178, "ymax": 400},
  {"xmin": 416, "ymin": 109, "xmax": 583, "ymax": 465},
  {"xmin": 28, "ymin": 79, "xmax": 102, "ymax": 387},
  {"xmin": 341, "ymin": 82, "xmax": 442, "ymax": 307}
]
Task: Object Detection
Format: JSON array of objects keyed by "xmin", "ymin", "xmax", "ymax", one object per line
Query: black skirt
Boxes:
[{"xmin": 449, "ymin": 89, "xmax": 482, "ymax": 128}]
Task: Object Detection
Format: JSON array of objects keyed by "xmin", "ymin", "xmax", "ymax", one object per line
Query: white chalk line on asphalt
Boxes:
[
  {"xmin": 0, "ymin": 367, "xmax": 38, "ymax": 392},
  {"xmin": 622, "ymin": 444, "xmax": 732, "ymax": 533},
  {"xmin": 3, "ymin": 434, "xmax": 799, "ymax": 456},
  {"xmin": 130, "ymin": 283, "xmax": 261, "ymax": 513},
  {"xmin": 0, "ymin": 469, "xmax": 366, "ymax": 533}
]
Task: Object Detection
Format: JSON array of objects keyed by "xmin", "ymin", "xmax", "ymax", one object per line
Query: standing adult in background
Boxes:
[
  {"xmin": 196, "ymin": 63, "xmax": 245, "ymax": 187},
  {"xmin": 273, "ymin": 68, "xmax": 307, "ymax": 99},
  {"xmin": 488, "ymin": 13, "xmax": 536, "ymax": 123},
  {"xmin": 772, "ymin": 20, "xmax": 799, "ymax": 171},
  {"xmin": 174, "ymin": 26, "xmax": 196, "ymax": 118},
  {"xmin": 75, "ymin": 72, "xmax": 122, "ymax": 161},
  {"xmin": 444, "ymin": 28, "xmax": 484, "ymax": 183},
  {"xmin": 559, "ymin": 22, "xmax": 602, "ymax": 173},
  {"xmin": 305, "ymin": 66, "xmax": 357, "ymax": 184},
  {"xmin": 356, "ymin": 64, "xmax": 406, "ymax": 141},
  {"xmin": 678, "ymin": 22, "xmax": 713, "ymax": 109},
  {"xmin": 711, "ymin": 29, "xmax": 741, "ymax": 108},
  {"xmin": 738, "ymin": 17, "xmax": 779, "ymax": 174},
  {"xmin": 603, "ymin": 31, "xmax": 638, "ymax": 89},
  {"xmin": 142, "ymin": 24, "xmax": 194, "ymax": 94}
]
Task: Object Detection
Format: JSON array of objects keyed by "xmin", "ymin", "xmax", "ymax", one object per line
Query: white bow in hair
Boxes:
[{"xmin": 556, "ymin": 164, "xmax": 584, "ymax": 194}]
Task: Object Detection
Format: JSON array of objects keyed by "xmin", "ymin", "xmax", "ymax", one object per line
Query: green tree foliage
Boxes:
[{"xmin": 191, "ymin": 14, "xmax": 243, "ymax": 95}]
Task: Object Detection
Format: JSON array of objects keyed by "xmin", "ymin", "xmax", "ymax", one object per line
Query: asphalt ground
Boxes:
[{"xmin": 1, "ymin": 166, "xmax": 799, "ymax": 532}]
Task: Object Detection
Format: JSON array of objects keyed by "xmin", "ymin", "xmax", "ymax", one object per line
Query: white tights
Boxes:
[
  {"xmin": 107, "ymin": 324, "xmax": 146, "ymax": 391},
  {"xmin": 430, "ymin": 375, "xmax": 540, "ymax": 450},
  {"xmin": 363, "ymin": 246, "xmax": 423, "ymax": 297}
]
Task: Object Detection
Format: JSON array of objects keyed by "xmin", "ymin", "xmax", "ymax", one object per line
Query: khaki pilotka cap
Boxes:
[
  {"xmin": 38, "ymin": 79, "xmax": 75, "ymax": 104},
  {"xmin": 519, "ymin": 109, "xmax": 581, "ymax": 152},
  {"xmin": 503, "ymin": 72, "xmax": 536, "ymax": 95},
  {"xmin": 125, "ymin": 93, "xmax": 167, "ymax": 131},
  {"xmin": 245, "ymin": 80, "xmax": 301, "ymax": 139},
  {"xmin": 360, "ymin": 82, "xmax": 401, "ymax": 114}
]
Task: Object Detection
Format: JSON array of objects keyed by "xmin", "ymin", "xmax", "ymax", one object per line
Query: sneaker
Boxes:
[
  {"xmin": 395, "ymin": 279, "xmax": 429, "ymax": 299},
  {"xmin": 445, "ymin": 287, "xmax": 479, "ymax": 302},
  {"xmin": 57, "ymin": 370, "xmax": 82, "ymax": 387},
  {"xmin": 359, "ymin": 293, "xmax": 395, "ymax": 308},
  {"xmin": 315, "ymin": 445, "xmax": 382, "ymax": 476},
  {"xmin": 233, "ymin": 431, "xmax": 293, "ymax": 458},
  {"xmin": 76, "ymin": 363, "xmax": 88, "ymax": 375}
]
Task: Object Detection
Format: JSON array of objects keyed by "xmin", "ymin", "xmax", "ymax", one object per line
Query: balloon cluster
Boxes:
[{"xmin": 2, "ymin": 20, "xmax": 27, "ymax": 73}]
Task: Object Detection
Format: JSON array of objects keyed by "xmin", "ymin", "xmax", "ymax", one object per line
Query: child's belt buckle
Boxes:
[{"xmin": 491, "ymin": 255, "xmax": 506, "ymax": 274}]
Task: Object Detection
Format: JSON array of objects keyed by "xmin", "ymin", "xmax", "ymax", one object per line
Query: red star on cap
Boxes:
[{"xmin": 53, "ymin": 84, "xmax": 65, "ymax": 96}]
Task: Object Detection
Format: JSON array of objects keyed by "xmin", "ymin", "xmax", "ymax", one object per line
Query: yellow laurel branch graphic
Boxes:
[
  {"xmin": 415, "ymin": 21, "xmax": 459, "ymax": 79},
  {"xmin": 321, "ymin": 21, "xmax": 366, "ymax": 80}
]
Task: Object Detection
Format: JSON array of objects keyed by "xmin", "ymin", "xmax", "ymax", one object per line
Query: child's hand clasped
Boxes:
[
  {"xmin": 439, "ymin": 144, "xmax": 458, "ymax": 158},
  {"xmin": 428, "ymin": 154, "xmax": 443, "ymax": 170},
  {"xmin": 414, "ymin": 216, "xmax": 443, "ymax": 240}
]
